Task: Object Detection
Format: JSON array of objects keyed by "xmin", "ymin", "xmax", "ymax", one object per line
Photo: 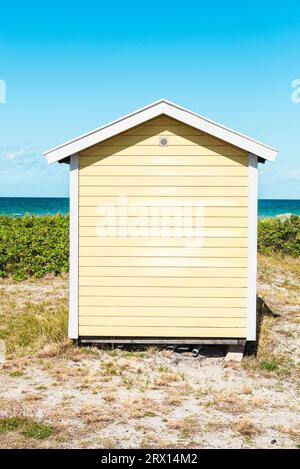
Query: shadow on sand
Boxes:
[{"xmin": 245, "ymin": 296, "xmax": 280, "ymax": 356}]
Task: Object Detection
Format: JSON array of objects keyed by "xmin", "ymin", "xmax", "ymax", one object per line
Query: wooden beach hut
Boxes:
[{"xmin": 44, "ymin": 99, "xmax": 278, "ymax": 345}]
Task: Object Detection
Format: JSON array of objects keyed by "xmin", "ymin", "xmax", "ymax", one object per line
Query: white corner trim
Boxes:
[
  {"xmin": 44, "ymin": 99, "xmax": 278, "ymax": 164},
  {"xmin": 68, "ymin": 153, "xmax": 79, "ymax": 339},
  {"xmin": 247, "ymin": 153, "xmax": 258, "ymax": 341}
]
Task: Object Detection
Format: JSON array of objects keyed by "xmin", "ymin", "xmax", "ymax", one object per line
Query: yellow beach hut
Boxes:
[{"xmin": 44, "ymin": 99, "xmax": 277, "ymax": 345}]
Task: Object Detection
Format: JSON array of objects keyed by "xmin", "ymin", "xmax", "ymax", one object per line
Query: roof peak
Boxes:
[{"xmin": 44, "ymin": 99, "xmax": 278, "ymax": 164}]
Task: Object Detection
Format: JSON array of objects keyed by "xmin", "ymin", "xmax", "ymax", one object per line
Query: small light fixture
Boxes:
[{"xmin": 159, "ymin": 136, "xmax": 168, "ymax": 146}]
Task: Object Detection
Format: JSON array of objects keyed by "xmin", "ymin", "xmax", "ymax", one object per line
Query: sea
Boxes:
[{"xmin": 0, "ymin": 197, "xmax": 299, "ymax": 218}]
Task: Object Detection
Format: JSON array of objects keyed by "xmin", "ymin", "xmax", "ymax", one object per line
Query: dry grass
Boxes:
[
  {"xmin": 140, "ymin": 432, "xmax": 171, "ymax": 449},
  {"xmin": 242, "ymin": 254, "xmax": 300, "ymax": 378},
  {"xmin": 163, "ymin": 395, "xmax": 183, "ymax": 407},
  {"xmin": 258, "ymin": 253, "xmax": 300, "ymax": 283},
  {"xmin": 276, "ymin": 425, "xmax": 300, "ymax": 444},
  {"xmin": 77, "ymin": 404, "xmax": 115, "ymax": 425},
  {"xmin": 166, "ymin": 416, "xmax": 198, "ymax": 438},
  {"xmin": 234, "ymin": 418, "xmax": 260, "ymax": 437},
  {"xmin": 0, "ymin": 277, "xmax": 68, "ymax": 356},
  {"xmin": 121, "ymin": 397, "xmax": 162, "ymax": 419}
]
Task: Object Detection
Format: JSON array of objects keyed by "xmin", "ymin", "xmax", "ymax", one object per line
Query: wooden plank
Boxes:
[
  {"xmin": 79, "ymin": 227, "xmax": 248, "ymax": 238},
  {"xmin": 79, "ymin": 155, "xmax": 248, "ymax": 167},
  {"xmin": 78, "ymin": 316, "xmax": 246, "ymax": 328},
  {"xmin": 79, "ymin": 286, "xmax": 247, "ymax": 298},
  {"xmin": 79, "ymin": 196, "xmax": 249, "ymax": 207},
  {"xmin": 79, "ymin": 206, "xmax": 248, "ymax": 218},
  {"xmin": 79, "ymin": 165, "xmax": 248, "ymax": 176},
  {"xmin": 78, "ymin": 325, "xmax": 247, "ymax": 338},
  {"xmin": 79, "ymin": 176, "xmax": 248, "ymax": 187},
  {"xmin": 78, "ymin": 306, "xmax": 246, "ymax": 317},
  {"xmin": 123, "ymin": 125, "xmax": 207, "ymax": 136},
  {"xmin": 78, "ymin": 237, "xmax": 248, "ymax": 248},
  {"xmin": 78, "ymin": 256, "xmax": 248, "ymax": 267},
  {"xmin": 105, "ymin": 135, "xmax": 227, "ymax": 147},
  {"xmin": 78, "ymin": 266, "xmax": 248, "ymax": 277},
  {"xmin": 79, "ymin": 276, "xmax": 247, "ymax": 287},
  {"xmin": 143, "ymin": 117, "xmax": 183, "ymax": 126},
  {"xmin": 79, "ymin": 216, "xmax": 248, "ymax": 228},
  {"xmin": 79, "ymin": 186, "xmax": 248, "ymax": 197},
  {"xmin": 79, "ymin": 296, "xmax": 247, "ymax": 307},
  {"xmin": 78, "ymin": 246, "xmax": 247, "ymax": 258},
  {"xmin": 143, "ymin": 116, "xmax": 181, "ymax": 125},
  {"xmin": 81, "ymin": 145, "xmax": 245, "ymax": 157}
]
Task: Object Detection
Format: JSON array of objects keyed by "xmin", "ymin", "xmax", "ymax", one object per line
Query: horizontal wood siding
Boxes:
[
  {"xmin": 80, "ymin": 186, "xmax": 248, "ymax": 196},
  {"xmin": 78, "ymin": 116, "xmax": 248, "ymax": 338},
  {"xmin": 79, "ymin": 277, "xmax": 247, "ymax": 287},
  {"xmin": 79, "ymin": 306, "xmax": 246, "ymax": 317}
]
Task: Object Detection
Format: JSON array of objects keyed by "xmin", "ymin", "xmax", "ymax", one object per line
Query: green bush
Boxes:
[
  {"xmin": 0, "ymin": 213, "xmax": 299, "ymax": 281},
  {"xmin": 0, "ymin": 214, "xmax": 69, "ymax": 280},
  {"xmin": 259, "ymin": 360, "xmax": 278, "ymax": 372},
  {"xmin": 258, "ymin": 215, "xmax": 300, "ymax": 257},
  {"xmin": 0, "ymin": 416, "xmax": 54, "ymax": 440}
]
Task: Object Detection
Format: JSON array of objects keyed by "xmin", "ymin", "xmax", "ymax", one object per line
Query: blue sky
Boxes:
[{"xmin": 0, "ymin": 1, "xmax": 300, "ymax": 198}]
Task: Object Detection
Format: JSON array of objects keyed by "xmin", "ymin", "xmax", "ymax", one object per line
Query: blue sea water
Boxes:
[
  {"xmin": 0, "ymin": 197, "xmax": 299, "ymax": 218},
  {"xmin": 0, "ymin": 197, "xmax": 69, "ymax": 217},
  {"xmin": 258, "ymin": 199, "xmax": 300, "ymax": 218}
]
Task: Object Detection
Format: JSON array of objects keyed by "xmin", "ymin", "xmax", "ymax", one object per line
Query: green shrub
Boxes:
[
  {"xmin": 259, "ymin": 360, "xmax": 278, "ymax": 372},
  {"xmin": 0, "ymin": 417, "xmax": 54, "ymax": 439},
  {"xmin": 0, "ymin": 213, "xmax": 299, "ymax": 281},
  {"xmin": 0, "ymin": 214, "xmax": 69, "ymax": 280},
  {"xmin": 0, "ymin": 417, "xmax": 28, "ymax": 433},
  {"xmin": 21, "ymin": 421, "xmax": 54, "ymax": 440},
  {"xmin": 258, "ymin": 215, "xmax": 300, "ymax": 257}
]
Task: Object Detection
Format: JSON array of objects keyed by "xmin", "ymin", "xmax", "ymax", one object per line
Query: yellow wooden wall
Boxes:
[{"xmin": 78, "ymin": 116, "xmax": 248, "ymax": 338}]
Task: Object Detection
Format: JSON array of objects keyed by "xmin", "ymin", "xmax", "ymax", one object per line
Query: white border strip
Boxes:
[
  {"xmin": 68, "ymin": 153, "xmax": 79, "ymax": 339},
  {"xmin": 44, "ymin": 99, "xmax": 278, "ymax": 164},
  {"xmin": 247, "ymin": 153, "xmax": 258, "ymax": 341}
]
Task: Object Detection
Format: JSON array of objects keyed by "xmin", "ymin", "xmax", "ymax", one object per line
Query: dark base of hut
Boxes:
[{"xmin": 78, "ymin": 336, "xmax": 246, "ymax": 345}]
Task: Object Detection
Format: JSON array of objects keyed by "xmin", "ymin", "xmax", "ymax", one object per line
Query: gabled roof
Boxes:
[{"xmin": 44, "ymin": 99, "xmax": 278, "ymax": 164}]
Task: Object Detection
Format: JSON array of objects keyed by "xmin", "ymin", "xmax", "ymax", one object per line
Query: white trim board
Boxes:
[
  {"xmin": 68, "ymin": 154, "xmax": 79, "ymax": 339},
  {"xmin": 44, "ymin": 99, "xmax": 278, "ymax": 164},
  {"xmin": 247, "ymin": 153, "xmax": 258, "ymax": 341}
]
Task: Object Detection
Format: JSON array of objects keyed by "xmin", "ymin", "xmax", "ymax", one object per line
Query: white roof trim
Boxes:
[{"xmin": 44, "ymin": 99, "xmax": 278, "ymax": 164}]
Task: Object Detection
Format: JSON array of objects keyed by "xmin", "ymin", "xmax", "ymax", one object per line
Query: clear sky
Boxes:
[{"xmin": 0, "ymin": 1, "xmax": 300, "ymax": 199}]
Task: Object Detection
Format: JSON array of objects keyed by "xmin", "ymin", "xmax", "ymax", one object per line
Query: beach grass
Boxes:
[{"xmin": 0, "ymin": 277, "xmax": 68, "ymax": 355}]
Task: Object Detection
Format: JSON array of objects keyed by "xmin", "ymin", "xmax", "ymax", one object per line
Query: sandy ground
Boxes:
[{"xmin": 0, "ymin": 256, "xmax": 299, "ymax": 449}]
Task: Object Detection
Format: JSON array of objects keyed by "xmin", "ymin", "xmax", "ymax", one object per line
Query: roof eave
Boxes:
[{"xmin": 44, "ymin": 99, "xmax": 278, "ymax": 164}]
